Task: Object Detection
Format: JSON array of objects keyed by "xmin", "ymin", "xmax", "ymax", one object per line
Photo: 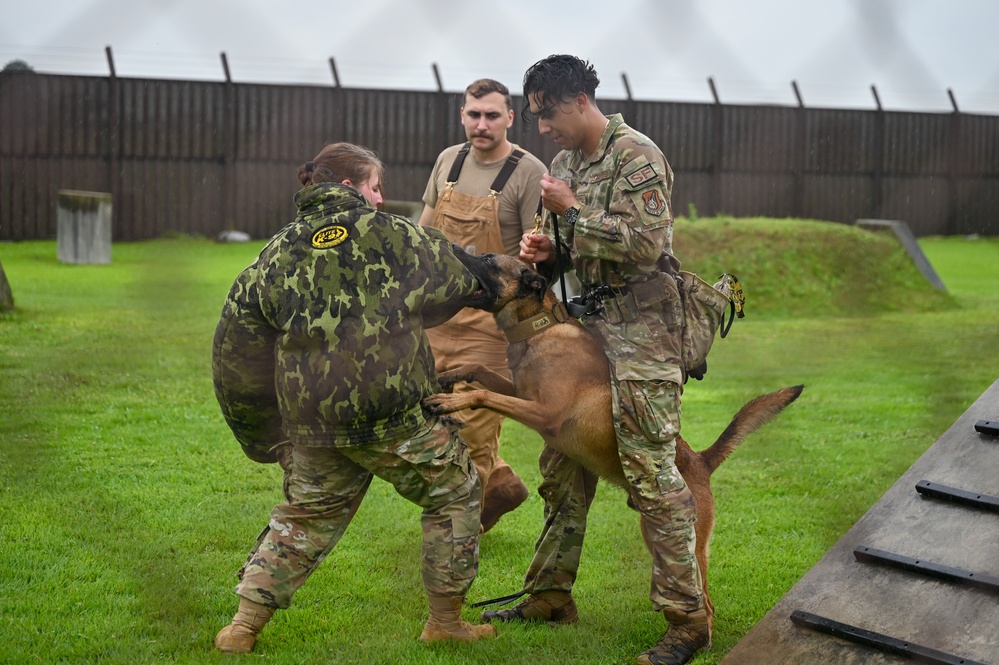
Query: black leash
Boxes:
[
  {"xmin": 532, "ymin": 199, "xmax": 605, "ymax": 318},
  {"xmin": 550, "ymin": 209, "xmax": 569, "ymax": 306},
  {"xmin": 469, "ymin": 589, "xmax": 527, "ymax": 609},
  {"xmin": 534, "ymin": 197, "xmax": 569, "ymax": 306}
]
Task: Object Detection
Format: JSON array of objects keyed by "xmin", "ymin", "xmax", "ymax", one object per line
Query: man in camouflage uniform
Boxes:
[
  {"xmin": 212, "ymin": 146, "xmax": 496, "ymax": 653},
  {"xmin": 483, "ymin": 56, "xmax": 709, "ymax": 665}
]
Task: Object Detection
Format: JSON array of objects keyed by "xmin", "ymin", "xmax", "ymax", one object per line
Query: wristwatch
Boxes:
[{"xmin": 564, "ymin": 205, "xmax": 581, "ymax": 226}]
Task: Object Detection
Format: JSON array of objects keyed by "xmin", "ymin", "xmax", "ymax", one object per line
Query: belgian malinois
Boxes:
[{"xmin": 423, "ymin": 250, "xmax": 803, "ymax": 620}]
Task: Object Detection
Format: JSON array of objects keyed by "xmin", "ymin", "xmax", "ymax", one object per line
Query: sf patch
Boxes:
[
  {"xmin": 625, "ymin": 164, "xmax": 658, "ymax": 189},
  {"xmin": 642, "ymin": 189, "xmax": 667, "ymax": 216},
  {"xmin": 311, "ymin": 225, "xmax": 349, "ymax": 249}
]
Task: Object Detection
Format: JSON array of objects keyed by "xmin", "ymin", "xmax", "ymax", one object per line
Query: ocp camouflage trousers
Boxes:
[
  {"xmin": 522, "ymin": 375, "xmax": 704, "ymax": 614},
  {"xmin": 235, "ymin": 418, "xmax": 482, "ymax": 608}
]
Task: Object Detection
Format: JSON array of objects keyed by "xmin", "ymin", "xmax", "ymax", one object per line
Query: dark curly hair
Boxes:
[{"xmin": 522, "ymin": 54, "xmax": 600, "ymax": 121}]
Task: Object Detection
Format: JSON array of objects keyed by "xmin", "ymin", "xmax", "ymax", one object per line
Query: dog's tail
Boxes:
[{"xmin": 699, "ymin": 385, "xmax": 804, "ymax": 474}]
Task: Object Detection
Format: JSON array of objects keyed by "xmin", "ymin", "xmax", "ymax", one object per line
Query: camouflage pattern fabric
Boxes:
[
  {"xmin": 213, "ymin": 182, "xmax": 485, "ymax": 610},
  {"xmin": 545, "ymin": 114, "xmax": 675, "ymax": 289},
  {"xmin": 236, "ymin": 419, "xmax": 482, "ymax": 608},
  {"xmin": 522, "ymin": 446, "xmax": 598, "ymax": 593},
  {"xmin": 526, "ymin": 114, "xmax": 705, "ymax": 614},
  {"xmin": 212, "ymin": 182, "xmax": 480, "ymax": 452}
]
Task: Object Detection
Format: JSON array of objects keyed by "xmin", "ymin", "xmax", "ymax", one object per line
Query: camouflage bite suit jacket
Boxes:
[{"xmin": 212, "ymin": 182, "xmax": 480, "ymax": 459}]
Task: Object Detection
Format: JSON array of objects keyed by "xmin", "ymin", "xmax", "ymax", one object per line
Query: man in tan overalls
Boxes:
[{"xmin": 418, "ymin": 78, "xmax": 548, "ymax": 532}]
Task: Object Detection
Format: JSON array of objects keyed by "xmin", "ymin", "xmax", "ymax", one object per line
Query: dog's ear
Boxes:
[{"xmin": 519, "ymin": 269, "xmax": 548, "ymax": 301}]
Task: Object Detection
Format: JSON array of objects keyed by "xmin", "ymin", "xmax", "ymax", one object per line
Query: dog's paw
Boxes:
[
  {"xmin": 436, "ymin": 376, "xmax": 458, "ymax": 393},
  {"xmin": 439, "ymin": 415, "xmax": 468, "ymax": 430},
  {"xmin": 423, "ymin": 393, "xmax": 459, "ymax": 415},
  {"xmin": 437, "ymin": 369, "xmax": 471, "ymax": 392}
]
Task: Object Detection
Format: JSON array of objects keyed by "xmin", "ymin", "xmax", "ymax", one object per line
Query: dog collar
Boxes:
[{"xmin": 503, "ymin": 302, "xmax": 571, "ymax": 344}]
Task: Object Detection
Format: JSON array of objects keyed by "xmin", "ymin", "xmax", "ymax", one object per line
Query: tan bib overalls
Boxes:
[{"xmin": 425, "ymin": 144, "xmax": 529, "ymax": 531}]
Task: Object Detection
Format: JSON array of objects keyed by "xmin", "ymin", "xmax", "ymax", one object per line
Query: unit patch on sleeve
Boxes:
[
  {"xmin": 311, "ymin": 225, "xmax": 349, "ymax": 249},
  {"xmin": 642, "ymin": 189, "xmax": 667, "ymax": 216},
  {"xmin": 625, "ymin": 164, "xmax": 658, "ymax": 189}
]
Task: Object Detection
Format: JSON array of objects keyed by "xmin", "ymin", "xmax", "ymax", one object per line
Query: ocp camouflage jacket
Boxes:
[{"xmin": 212, "ymin": 182, "xmax": 479, "ymax": 456}]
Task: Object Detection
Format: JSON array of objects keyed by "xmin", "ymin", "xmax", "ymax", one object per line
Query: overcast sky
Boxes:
[{"xmin": 3, "ymin": 0, "xmax": 999, "ymax": 115}]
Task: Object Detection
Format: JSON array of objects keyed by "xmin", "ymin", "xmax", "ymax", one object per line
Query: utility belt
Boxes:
[{"xmin": 568, "ymin": 272, "xmax": 681, "ymax": 329}]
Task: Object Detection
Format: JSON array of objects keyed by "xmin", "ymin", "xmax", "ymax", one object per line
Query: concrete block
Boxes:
[{"xmin": 57, "ymin": 190, "xmax": 112, "ymax": 264}]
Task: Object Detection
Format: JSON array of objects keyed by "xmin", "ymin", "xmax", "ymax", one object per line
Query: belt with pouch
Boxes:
[{"xmin": 570, "ymin": 272, "xmax": 681, "ymax": 328}]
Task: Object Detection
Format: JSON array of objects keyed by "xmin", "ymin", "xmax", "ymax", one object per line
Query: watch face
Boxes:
[{"xmin": 565, "ymin": 207, "xmax": 579, "ymax": 225}]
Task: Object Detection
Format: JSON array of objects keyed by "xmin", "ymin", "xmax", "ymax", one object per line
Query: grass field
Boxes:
[{"xmin": 1, "ymin": 220, "xmax": 997, "ymax": 665}]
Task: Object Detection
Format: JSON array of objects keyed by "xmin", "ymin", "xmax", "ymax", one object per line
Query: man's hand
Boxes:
[
  {"xmin": 539, "ymin": 174, "xmax": 579, "ymax": 215},
  {"xmin": 520, "ymin": 232, "xmax": 554, "ymax": 265}
]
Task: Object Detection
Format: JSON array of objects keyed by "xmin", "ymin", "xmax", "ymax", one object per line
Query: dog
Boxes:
[{"xmin": 423, "ymin": 250, "xmax": 803, "ymax": 621}]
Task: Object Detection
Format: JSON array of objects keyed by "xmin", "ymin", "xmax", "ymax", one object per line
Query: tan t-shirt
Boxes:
[{"xmin": 423, "ymin": 143, "xmax": 548, "ymax": 257}]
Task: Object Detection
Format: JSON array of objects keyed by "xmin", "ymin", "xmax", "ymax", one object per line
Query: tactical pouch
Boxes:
[
  {"xmin": 677, "ymin": 271, "xmax": 733, "ymax": 378},
  {"xmin": 599, "ymin": 273, "xmax": 681, "ymax": 326}
]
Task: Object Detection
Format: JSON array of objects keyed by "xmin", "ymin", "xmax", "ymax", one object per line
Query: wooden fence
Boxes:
[{"xmin": 2, "ymin": 70, "xmax": 998, "ymax": 241}]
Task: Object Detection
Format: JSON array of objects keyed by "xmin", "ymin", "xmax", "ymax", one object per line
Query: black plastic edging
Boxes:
[
  {"xmin": 916, "ymin": 480, "xmax": 999, "ymax": 514},
  {"xmin": 790, "ymin": 610, "xmax": 986, "ymax": 665},
  {"xmin": 853, "ymin": 545, "xmax": 999, "ymax": 594}
]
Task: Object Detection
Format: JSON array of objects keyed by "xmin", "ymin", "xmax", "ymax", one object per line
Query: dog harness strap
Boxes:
[{"xmin": 503, "ymin": 302, "xmax": 570, "ymax": 344}]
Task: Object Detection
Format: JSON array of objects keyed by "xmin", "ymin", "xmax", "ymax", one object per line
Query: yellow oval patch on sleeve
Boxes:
[{"xmin": 311, "ymin": 225, "xmax": 349, "ymax": 249}]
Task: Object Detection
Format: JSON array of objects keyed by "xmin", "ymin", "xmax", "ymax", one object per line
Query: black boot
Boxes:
[{"xmin": 480, "ymin": 590, "xmax": 578, "ymax": 625}]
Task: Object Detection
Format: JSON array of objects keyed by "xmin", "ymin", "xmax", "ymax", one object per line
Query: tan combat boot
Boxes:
[
  {"xmin": 480, "ymin": 590, "xmax": 578, "ymax": 625},
  {"xmin": 214, "ymin": 597, "xmax": 276, "ymax": 654},
  {"xmin": 420, "ymin": 596, "xmax": 497, "ymax": 642},
  {"xmin": 635, "ymin": 608, "xmax": 711, "ymax": 665}
]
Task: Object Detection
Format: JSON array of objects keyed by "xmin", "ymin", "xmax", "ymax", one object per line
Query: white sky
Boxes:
[{"xmin": 3, "ymin": 0, "xmax": 999, "ymax": 115}]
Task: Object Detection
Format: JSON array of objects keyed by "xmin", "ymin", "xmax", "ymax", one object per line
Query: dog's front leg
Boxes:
[
  {"xmin": 423, "ymin": 391, "xmax": 563, "ymax": 439},
  {"xmin": 438, "ymin": 364, "xmax": 517, "ymax": 396}
]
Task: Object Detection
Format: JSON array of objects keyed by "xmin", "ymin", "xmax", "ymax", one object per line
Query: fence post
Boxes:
[
  {"xmin": 791, "ymin": 80, "xmax": 805, "ymax": 217},
  {"xmin": 432, "ymin": 63, "xmax": 449, "ymax": 158},
  {"xmin": 220, "ymin": 52, "xmax": 236, "ymax": 230},
  {"xmin": 329, "ymin": 58, "xmax": 345, "ymax": 155},
  {"xmin": 708, "ymin": 77, "xmax": 722, "ymax": 216},
  {"xmin": 105, "ymin": 46, "xmax": 121, "ymax": 239},
  {"xmin": 946, "ymin": 88, "xmax": 960, "ymax": 235},
  {"xmin": 329, "ymin": 57, "xmax": 341, "ymax": 88},
  {"xmin": 622, "ymin": 72, "xmax": 636, "ymax": 128},
  {"xmin": 871, "ymin": 84, "xmax": 885, "ymax": 219}
]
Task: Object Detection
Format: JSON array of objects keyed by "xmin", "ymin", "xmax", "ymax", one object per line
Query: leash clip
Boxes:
[{"xmin": 566, "ymin": 294, "xmax": 605, "ymax": 318}]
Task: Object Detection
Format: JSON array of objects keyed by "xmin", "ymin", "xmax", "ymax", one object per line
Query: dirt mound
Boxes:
[{"xmin": 673, "ymin": 217, "xmax": 954, "ymax": 318}]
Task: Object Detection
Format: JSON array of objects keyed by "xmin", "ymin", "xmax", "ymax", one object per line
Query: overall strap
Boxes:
[
  {"xmin": 445, "ymin": 142, "xmax": 472, "ymax": 184},
  {"xmin": 488, "ymin": 149, "xmax": 526, "ymax": 194}
]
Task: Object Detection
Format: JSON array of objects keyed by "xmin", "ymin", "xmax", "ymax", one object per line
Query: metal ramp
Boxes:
[{"xmin": 720, "ymin": 378, "xmax": 999, "ymax": 665}]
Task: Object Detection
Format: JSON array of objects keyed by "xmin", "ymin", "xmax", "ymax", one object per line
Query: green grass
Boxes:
[{"xmin": 1, "ymin": 223, "xmax": 997, "ymax": 665}]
